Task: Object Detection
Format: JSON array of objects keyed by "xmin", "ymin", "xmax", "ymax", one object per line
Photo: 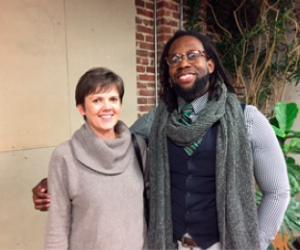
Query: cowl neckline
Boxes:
[{"xmin": 70, "ymin": 121, "xmax": 132, "ymax": 175}]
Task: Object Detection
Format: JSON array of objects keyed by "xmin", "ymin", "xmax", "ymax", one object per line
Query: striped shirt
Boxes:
[{"xmin": 130, "ymin": 94, "xmax": 290, "ymax": 250}]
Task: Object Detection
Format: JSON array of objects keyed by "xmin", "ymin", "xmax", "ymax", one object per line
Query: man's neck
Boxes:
[{"xmin": 178, "ymin": 92, "xmax": 209, "ymax": 114}]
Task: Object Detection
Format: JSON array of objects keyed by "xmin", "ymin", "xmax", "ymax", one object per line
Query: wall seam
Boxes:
[{"xmin": 63, "ymin": 0, "xmax": 72, "ymax": 136}]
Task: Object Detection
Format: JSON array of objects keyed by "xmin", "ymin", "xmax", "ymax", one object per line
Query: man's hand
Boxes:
[{"xmin": 32, "ymin": 178, "xmax": 50, "ymax": 211}]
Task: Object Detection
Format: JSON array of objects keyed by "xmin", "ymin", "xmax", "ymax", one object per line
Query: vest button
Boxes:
[
  {"xmin": 185, "ymin": 211, "xmax": 191, "ymax": 220},
  {"xmin": 187, "ymin": 161, "xmax": 193, "ymax": 170},
  {"xmin": 186, "ymin": 176, "xmax": 193, "ymax": 187}
]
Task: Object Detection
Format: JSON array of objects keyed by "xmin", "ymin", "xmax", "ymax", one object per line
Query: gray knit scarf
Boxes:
[{"xmin": 147, "ymin": 85, "xmax": 260, "ymax": 250}]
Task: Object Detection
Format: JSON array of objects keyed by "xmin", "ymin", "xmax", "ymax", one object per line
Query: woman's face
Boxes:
[{"xmin": 78, "ymin": 85, "xmax": 122, "ymax": 139}]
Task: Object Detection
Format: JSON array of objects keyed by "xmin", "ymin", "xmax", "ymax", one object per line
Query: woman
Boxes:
[{"xmin": 44, "ymin": 67, "xmax": 146, "ymax": 250}]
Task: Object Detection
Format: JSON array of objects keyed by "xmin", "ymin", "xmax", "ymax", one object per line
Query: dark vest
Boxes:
[{"xmin": 168, "ymin": 123, "xmax": 219, "ymax": 249}]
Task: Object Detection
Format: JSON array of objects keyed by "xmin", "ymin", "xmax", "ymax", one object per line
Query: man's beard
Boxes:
[{"xmin": 174, "ymin": 74, "xmax": 210, "ymax": 102}]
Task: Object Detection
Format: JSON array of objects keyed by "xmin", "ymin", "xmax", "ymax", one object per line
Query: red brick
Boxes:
[
  {"xmin": 145, "ymin": 35, "xmax": 154, "ymax": 43},
  {"xmin": 149, "ymin": 51, "xmax": 155, "ymax": 57},
  {"xmin": 137, "ymin": 65, "xmax": 145, "ymax": 73},
  {"xmin": 147, "ymin": 82, "xmax": 156, "ymax": 88},
  {"xmin": 145, "ymin": 2, "xmax": 154, "ymax": 9},
  {"xmin": 138, "ymin": 105, "xmax": 155, "ymax": 112},
  {"xmin": 139, "ymin": 88, "xmax": 155, "ymax": 96},
  {"xmin": 135, "ymin": 0, "xmax": 145, "ymax": 8},
  {"xmin": 137, "ymin": 7, "xmax": 153, "ymax": 18},
  {"xmin": 139, "ymin": 74, "xmax": 155, "ymax": 81},
  {"xmin": 139, "ymin": 42, "xmax": 154, "ymax": 50},
  {"xmin": 137, "ymin": 82, "xmax": 148, "ymax": 88},
  {"xmin": 158, "ymin": 18, "xmax": 178, "ymax": 27},
  {"xmin": 157, "ymin": 33, "xmax": 173, "ymax": 43},
  {"xmin": 136, "ymin": 16, "xmax": 143, "ymax": 24},
  {"xmin": 149, "ymin": 59, "xmax": 155, "ymax": 66},
  {"xmin": 157, "ymin": 1, "xmax": 178, "ymax": 11},
  {"xmin": 146, "ymin": 66, "xmax": 155, "ymax": 73},
  {"xmin": 159, "ymin": 26, "xmax": 172, "ymax": 33},
  {"xmin": 142, "ymin": 19, "xmax": 154, "ymax": 26},
  {"xmin": 136, "ymin": 33, "xmax": 144, "ymax": 41},
  {"xmin": 138, "ymin": 51, "xmax": 154, "ymax": 59},
  {"xmin": 136, "ymin": 49, "xmax": 149, "ymax": 57},
  {"xmin": 137, "ymin": 25, "xmax": 153, "ymax": 34},
  {"xmin": 147, "ymin": 97, "xmax": 157, "ymax": 104},
  {"xmin": 137, "ymin": 58, "xmax": 149, "ymax": 66},
  {"xmin": 138, "ymin": 97, "xmax": 147, "ymax": 104},
  {"xmin": 156, "ymin": 1, "xmax": 166, "ymax": 9},
  {"xmin": 172, "ymin": 12, "xmax": 180, "ymax": 19},
  {"xmin": 157, "ymin": 9, "xmax": 171, "ymax": 17}
]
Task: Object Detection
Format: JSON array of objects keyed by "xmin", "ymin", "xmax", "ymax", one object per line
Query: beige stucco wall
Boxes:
[{"xmin": 0, "ymin": 0, "xmax": 136, "ymax": 249}]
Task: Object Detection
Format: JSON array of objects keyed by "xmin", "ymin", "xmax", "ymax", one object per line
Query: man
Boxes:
[{"xmin": 33, "ymin": 30, "xmax": 290, "ymax": 250}]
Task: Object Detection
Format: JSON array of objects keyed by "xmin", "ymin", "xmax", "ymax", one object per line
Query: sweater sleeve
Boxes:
[
  {"xmin": 130, "ymin": 109, "xmax": 156, "ymax": 139},
  {"xmin": 44, "ymin": 146, "xmax": 72, "ymax": 250},
  {"xmin": 245, "ymin": 105, "xmax": 290, "ymax": 250}
]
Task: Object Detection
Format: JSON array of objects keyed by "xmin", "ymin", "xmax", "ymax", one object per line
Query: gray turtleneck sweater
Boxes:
[{"xmin": 45, "ymin": 122, "xmax": 146, "ymax": 250}]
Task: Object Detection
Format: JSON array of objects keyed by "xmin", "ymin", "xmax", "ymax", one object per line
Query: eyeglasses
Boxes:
[{"xmin": 166, "ymin": 50, "xmax": 207, "ymax": 67}]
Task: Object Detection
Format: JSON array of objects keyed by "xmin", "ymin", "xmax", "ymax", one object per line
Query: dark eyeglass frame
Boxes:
[{"xmin": 166, "ymin": 50, "xmax": 207, "ymax": 67}]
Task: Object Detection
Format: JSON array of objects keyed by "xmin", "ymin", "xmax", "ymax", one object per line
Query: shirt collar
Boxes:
[{"xmin": 178, "ymin": 92, "xmax": 209, "ymax": 115}]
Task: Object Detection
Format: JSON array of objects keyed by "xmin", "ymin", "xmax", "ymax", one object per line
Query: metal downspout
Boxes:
[{"xmin": 154, "ymin": 0, "xmax": 158, "ymax": 106}]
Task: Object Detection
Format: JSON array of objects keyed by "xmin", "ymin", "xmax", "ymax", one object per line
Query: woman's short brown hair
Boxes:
[{"xmin": 75, "ymin": 67, "xmax": 124, "ymax": 107}]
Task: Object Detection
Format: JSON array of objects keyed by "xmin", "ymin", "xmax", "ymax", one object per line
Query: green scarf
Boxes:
[{"xmin": 147, "ymin": 85, "xmax": 260, "ymax": 250}]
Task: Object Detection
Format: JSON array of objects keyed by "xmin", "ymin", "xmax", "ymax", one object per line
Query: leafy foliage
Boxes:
[
  {"xmin": 185, "ymin": 0, "xmax": 300, "ymax": 115},
  {"xmin": 270, "ymin": 103, "xmax": 300, "ymax": 235}
]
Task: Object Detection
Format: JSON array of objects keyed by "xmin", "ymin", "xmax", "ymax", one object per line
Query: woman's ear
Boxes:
[{"xmin": 77, "ymin": 104, "xmax": 86, "ymax": 116}]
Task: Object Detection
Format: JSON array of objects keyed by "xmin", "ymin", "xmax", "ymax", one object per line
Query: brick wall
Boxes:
[{"xmin": 135, "ymin": 0, "xmax": 181, "ymax": 116}]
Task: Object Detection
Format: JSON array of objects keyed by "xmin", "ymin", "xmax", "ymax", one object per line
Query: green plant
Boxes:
[{"xmin": 270, "ymin": 102, "xmax": 300, "ymax": 236}]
